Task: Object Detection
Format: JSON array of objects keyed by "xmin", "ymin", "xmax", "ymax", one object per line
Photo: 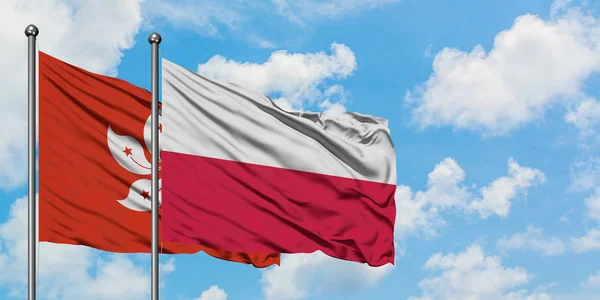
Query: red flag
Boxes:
[{"xmin": 38, "ymin": 51, "xmax": 280, "ymax": 267}]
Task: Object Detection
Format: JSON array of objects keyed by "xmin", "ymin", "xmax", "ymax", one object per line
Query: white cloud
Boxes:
[
  {"xmin": 317, "ymin": 85, "xmax": 349, "ymax": 116},
  {"xmin": 504, "ymin": 290, "xmax": 553, "ymax": 300},
  {"xmin": 143, "ymin": 0, "xmax": 244, "ymax": 37},
  {"xmin": 0, "ymin": 195, "xmax": 176, "ymax": 299},
  {"xmin": 394, "ymin": 185, "xmax": 444, "ymax": 239},
  {"xmin": 143, "ymin": 0, "xmax": 394, "ymax": 46},
  {"xmin": 496, "ymin": 225, "xmax": 566, "ymax": 256},
  {"xmin": 571, "ymin": 228, "xmax": 600, "ymax": 253},
  {"xmin": 197, "ymin": 43, "xmax": 357, "ymax": 112},
  {"xmin": 145, "ymin": 0, "xmax": 398, "ymax": 40},
  {"xmin": 406, "ymin": 5, "xmax": 600, "ymax": 135},
  {"xmin": 569, "ymin": 156, "xmax": 600, "ymax": 192},
  {"xmin": 272, "ymin": 0, "xmax": 401, "ymax": 24},
  {"xmin": 565, "ymin": 98, "xmax": 600, "ymax": 137},
  {"xmin": 395, "ymin": 157, "xmax": 545, "ymax": 238},
  {"xmin": 569, "ymin": 186, "xmax": 600, "ymax": 253},
  {"xmin": 193, "ymin": 285, "xmax": 228, "ymax": 300},
  {"xmin": 421, "ymin": 157, "xmax": 471, "ymax": 209},
  {"xmin": 318, "ymin": 99, "xmax": 347, "ymax": 116},
  {"xmin": 58, "ymin": 255, "xmax": 149, "ymax": 300},
  {"xmin": 468, "ymin": 158, "xmax": 546, "ymax": 218},
  {"xmin": 394, "ymin": 158, "xmax": 469, "ymax": 238},
  {"xmin": 550, "ymin": 0, "xmax": 574, "ymax": 18},
  {"xmin": 582, "ymin": 270, "xmax": 600, "ymax": 289},
  {"xmin": 0, "ymin": 0, "xmax": 144, "ymax": 189},
  {"xmin": 585, "ymin": 188, "xmax": 600, "ymax": 222},
  {"xmin": 260, "ymin": 251, "xmax": 393, "ymax": 300},
  {"xmin": 424, "ymin": 44, "xmax": 434, "ymax": 58},
  {"xmin": 409, "ymin": 244, "xmax": 550, "ymax": 300},
  {"xmin": 248, "ymin": 35, "xmax": 277, "ymax": 49},
  {"xmin": 160, "ymin": 257, "xmax": 176, "ymax": 273}
]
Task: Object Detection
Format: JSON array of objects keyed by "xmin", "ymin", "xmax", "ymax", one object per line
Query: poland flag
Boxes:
[{"xmin": 160, "ymin": 58, "xmax": 397, "ymax": 267}]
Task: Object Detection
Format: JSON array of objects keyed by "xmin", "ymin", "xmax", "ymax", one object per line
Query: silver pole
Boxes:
[
  {"xmin": 148, "ymin": 32, "xmax": 161, "ymax": 300},
  {"xmin": 25, "ymin": 24, "xmax": 39, "ymax": 300}
]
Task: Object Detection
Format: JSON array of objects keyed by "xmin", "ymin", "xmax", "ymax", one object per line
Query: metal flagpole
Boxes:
[
  {"xmin": 25, "ymin": 24, "xmax": 39, "ymax": 300},
  {"xmin": 148, "ymin": 32, "xmax": 162, "ymax": 300}
]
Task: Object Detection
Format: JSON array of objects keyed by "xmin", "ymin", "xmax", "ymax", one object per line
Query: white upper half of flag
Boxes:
[{"xmin": 161, "ymin": 58, "xmax": 396, "ymax": 185}]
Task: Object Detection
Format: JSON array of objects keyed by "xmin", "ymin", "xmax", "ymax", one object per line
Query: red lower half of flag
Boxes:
[{"xmin": 161, "ymin": 151, "xmax": 396, "ymax": 267}]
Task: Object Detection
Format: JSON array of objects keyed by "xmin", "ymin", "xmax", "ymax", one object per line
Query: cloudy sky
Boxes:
[{"xmin": 2, "ymin": 0, "xmax": 600, "ymax": 299}]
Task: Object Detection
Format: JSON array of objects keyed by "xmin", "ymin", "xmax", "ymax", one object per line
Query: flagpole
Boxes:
[
  {"xmin": 25, "ymin": 24, "xmax": 39, "ymax": 300},
  {"xmin": 149, "ymin": 32, "xmax": 162, "ymax": 300}
]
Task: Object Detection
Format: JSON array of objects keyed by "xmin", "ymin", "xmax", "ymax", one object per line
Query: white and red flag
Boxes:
[{"xmin": 161, "ymin": 59, "xmax": 397, "ymax": 267}]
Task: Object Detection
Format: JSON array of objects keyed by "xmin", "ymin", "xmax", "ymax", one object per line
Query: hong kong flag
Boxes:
[{"xmin": 38, "ymin": 51, "xmax": 279, "ymax": 267}]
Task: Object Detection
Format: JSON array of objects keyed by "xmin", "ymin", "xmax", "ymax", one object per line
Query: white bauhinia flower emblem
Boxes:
[{"xmin": 107, "ymin": 109, "xmax": 162, "ymax": 211}]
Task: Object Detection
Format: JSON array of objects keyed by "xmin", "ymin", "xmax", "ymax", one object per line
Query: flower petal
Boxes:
[
  {"xmin": 107, "ymin": 126, "xmax": 151, "ymax": 175},
  {"xmin": 117, "ymin": 178, "xmax": 162, "ymax": 212}
]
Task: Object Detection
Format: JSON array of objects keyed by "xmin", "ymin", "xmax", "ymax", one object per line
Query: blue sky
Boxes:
[{"xmin": 2, "ymin": 0, "xmax": 600, "ymax": 299}]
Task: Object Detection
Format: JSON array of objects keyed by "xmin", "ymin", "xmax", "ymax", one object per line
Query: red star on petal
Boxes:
[
  {"xmin": 140, "ymin": 190, "xmax": 150, "ymax": 199},
  {"xmin": 123, "ymin": 147, "xmax": 133, "ymax": 156}
]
